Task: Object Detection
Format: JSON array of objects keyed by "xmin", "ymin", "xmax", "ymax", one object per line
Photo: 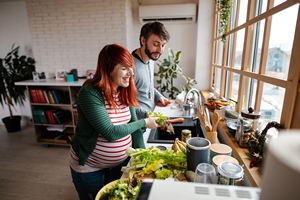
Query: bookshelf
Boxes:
[{"xmin": 15, "ymin": 79, "xmax": 85, "ymax": 146}]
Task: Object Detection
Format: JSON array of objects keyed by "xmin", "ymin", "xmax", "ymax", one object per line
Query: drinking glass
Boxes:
[{"xmin": 194, "ymin": 163, "xmax": 216, "ymax": 184}]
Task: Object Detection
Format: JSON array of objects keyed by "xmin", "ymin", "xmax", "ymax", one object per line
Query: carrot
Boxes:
[
  {"xmin": 168, "ymin": 118, "xmax": 184, "ymax": 123},
  {"xmin": 156, "ymin": 99, "xmax": 171, "ymax": 106}
]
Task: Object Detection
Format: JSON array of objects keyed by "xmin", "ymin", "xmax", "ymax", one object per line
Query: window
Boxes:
[{"xmin": 212, "ymin": 0, "xmax": 300, "ymax": 128}]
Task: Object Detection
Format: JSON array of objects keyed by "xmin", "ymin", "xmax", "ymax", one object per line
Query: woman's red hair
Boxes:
[{"xmin": 84, "ymin": 44, "xmax": 139, "ymax": 111}]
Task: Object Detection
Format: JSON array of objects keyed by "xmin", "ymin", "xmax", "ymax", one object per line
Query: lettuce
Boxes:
[
  {"xmin": 124, "ymin": 147, "xmax": 187, "ymax": 179},
  {"xmin": 147, "ymin": 111, "xmax": 169, "ymax": 125}
]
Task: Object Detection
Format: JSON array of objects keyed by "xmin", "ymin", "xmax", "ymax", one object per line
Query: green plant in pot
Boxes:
[
  {"xmin": 155, "ymin": 48, "xmax": 198, "ymax": 99},
  {"xmin": 0, "ymin": 45, "xmax": 36, "ymax": 132}
]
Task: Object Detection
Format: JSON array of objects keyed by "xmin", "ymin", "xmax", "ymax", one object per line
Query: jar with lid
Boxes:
[
  {"xmin": 236, "ymin": 107, "xmax": 261, "ymax": 148},
  {"xmin": 217, "ymin": 161, "xmax": 244, "ymax": 186}
]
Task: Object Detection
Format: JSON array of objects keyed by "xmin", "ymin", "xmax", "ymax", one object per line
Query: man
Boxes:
[{"xmin": 132, "ymin": 21, "xmax": 171, "ymax": 120}]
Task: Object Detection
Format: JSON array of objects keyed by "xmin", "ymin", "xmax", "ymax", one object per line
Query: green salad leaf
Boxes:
[
  {"xmin": 122, "ymin": 146, "xmax": 187, "ymax": 179},
  {"xmin": 147, "ymin": 111, "xmax": 169, "ymax": 125}
]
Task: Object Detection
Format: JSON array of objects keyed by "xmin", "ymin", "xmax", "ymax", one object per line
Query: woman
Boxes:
[{"xmin": 69, "ymin": 44, "xmax": 159, "ymax": 200}]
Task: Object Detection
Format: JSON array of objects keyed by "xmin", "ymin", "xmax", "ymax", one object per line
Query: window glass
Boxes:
[
  {"xmin": 261, "ymin": 83, "xmax": 285, "ymax": 122},
  {"xmin": 234, "ymin": 28, "xmax": 245, "ymax": 69},
  {"xmin": 274, "ymin": 0, "xmax": 287, "ymax": 7},
  {"xmin": 256, "ymin": 0, "xmax": 267, "ymax": 15},
  {"xmin": 227, "ymin": 33, "xmax": 234, "ymax": 67},
  {"xmin": 231, "ymin": 73, "xmax": 240, "ymax": 102},
  {"xmin": 238, "ymin": 0, "xmax": 248, "ymax": 26},
  {"xmin": 266, "ymin": 5, "xmax": 298, "ymax": 80},
  {"xmin": 230, "ymin": 0, "xmax": 238, "ymax": 30},
  {"xmin": 215, "ymin": 11, "xmax": 221, "ymax": 38},
  {"xmin": 252, "ymin": 19, "xmax": 265, "ymax": 73},
  {"xmin": 216, "ymin": 39, "xmax": 224, "ymax": 66},
  {"xmin": 248, "ymin": 79, "xmax": 257, "ymax": 108}
]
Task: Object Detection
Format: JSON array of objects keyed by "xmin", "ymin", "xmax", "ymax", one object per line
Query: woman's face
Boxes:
[{"xmin": 110, "ymin": 64, "xmax": 133, "ymax": 88}]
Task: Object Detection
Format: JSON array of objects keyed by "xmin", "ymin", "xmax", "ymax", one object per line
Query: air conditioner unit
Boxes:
[{"xmin": 139, "ymin": 3, "xmax": 197, "ymax": 24}]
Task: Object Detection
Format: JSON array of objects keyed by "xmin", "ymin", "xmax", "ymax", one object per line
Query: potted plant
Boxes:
[
  {"xmin": 155, "ymin": 48, "xmax": 198, "ymax": 99},
  {"xmin": 0, "ymin": 45, "xmax": 36, "ymax": 132}
]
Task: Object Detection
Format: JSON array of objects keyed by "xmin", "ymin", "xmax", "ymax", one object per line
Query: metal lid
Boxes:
[
  {"xmin": 217, "ymin": 161, "xmax": 244, "ymax": 179},
  {"xmin": 241, "ymin": 107, "xmax": 261, "ymax": 119}
]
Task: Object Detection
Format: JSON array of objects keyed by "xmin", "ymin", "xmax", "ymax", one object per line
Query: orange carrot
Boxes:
[{"xmin": 168, "ymin": 118, "xmax": 185, "ymax": 123}]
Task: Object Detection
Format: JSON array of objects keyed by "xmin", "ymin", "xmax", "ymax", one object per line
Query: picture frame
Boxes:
[
  {"xmin": 86, "ymin": 70, "xmax": 96, "ymax": 79},
  {"xmin": 56, "ymin": 69, "xmax": 69, "ymax": 80}
]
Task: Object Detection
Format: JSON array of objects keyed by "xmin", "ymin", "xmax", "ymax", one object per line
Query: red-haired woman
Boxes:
[{"xmin": 69, "ymin": 44, "xmax": 159, "ymax": 200}]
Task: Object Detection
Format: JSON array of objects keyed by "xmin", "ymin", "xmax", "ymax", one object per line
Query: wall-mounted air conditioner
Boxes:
[{"xmin": 139, "ymin": 3, "xmax": 197, "ymax": 24}]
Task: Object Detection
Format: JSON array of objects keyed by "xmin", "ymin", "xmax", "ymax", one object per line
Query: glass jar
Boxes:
[
  {"xmin": 181, "ymin": 129, "xmax": 191, "ymax": 143},
  {"xmin": 236, "ymin": 107, "xmax": 261, "ymax": 148},
  {"xmin": 217, "ymin": 161, "xmax": 244, "ymax": 186}
]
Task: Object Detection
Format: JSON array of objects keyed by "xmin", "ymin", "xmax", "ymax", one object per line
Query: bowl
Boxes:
[{"xmin": 95, "ymin": 178, "xmax": 129, "ymax": 200}]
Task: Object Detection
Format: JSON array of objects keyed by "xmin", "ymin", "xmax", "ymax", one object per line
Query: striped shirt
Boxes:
[{"xmin": 70, "ymin": 92, "xmax": 132, "ymax": 172}]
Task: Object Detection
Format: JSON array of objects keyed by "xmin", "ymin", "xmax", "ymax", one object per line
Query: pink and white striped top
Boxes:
[{"xmin": 69, "ymin": 93, "xmax": 132, "ymax": 172}]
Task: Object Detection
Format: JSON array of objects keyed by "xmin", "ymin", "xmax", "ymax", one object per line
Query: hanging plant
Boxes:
[
  {"xmin": 215, "ymin": 0, "xmax": 232, "ymax": 44},
  {"xmin": 155, "ymin": 48, "xmax": 198, "ymax": 99}
]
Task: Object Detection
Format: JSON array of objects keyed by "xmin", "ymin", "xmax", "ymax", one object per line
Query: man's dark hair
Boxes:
[{"xmin": 139, "ymin": 21, "xmax": 170, "ymax": 47}]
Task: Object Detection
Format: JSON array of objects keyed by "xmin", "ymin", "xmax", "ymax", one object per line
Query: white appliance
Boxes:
[
  {"xmin": 137, "ymin": 179, "xmax": 261, "ymax": 200},
  {"xmin": 138, "ymin": 3, "xmax": 197, "ymax": 24}
]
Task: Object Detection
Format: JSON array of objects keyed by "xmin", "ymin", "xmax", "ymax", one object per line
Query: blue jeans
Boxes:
[{"xmin": 70, "ymin": 157, "xmax": 130, "ymax": 200}]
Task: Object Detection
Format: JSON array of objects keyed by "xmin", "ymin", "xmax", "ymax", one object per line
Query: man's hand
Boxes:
[{"xmin": 156, "ymin": 96, "xmax": 171, "ymax": 107}]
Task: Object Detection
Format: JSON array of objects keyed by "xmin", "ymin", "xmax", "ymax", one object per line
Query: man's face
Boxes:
[{"xmin": 143, "ymin": 34, "xmax": 167, "ymax": 61}]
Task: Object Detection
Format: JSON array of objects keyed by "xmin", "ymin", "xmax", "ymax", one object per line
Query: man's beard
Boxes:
[{"xmin": 144, "ymin": 43, "xmax": 161, "ymax": 61}]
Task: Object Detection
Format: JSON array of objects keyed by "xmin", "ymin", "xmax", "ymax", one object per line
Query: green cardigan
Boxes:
[{"xmin": 71, "ymin": 83, "xmax": 146, "ymax": 165}]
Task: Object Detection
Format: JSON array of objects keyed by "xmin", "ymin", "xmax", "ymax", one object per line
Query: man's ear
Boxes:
[{"xmin": 140, "ymin": 36, "xmax": 146, "ymax": 46}]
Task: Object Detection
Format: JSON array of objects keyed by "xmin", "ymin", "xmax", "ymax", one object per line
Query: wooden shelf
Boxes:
[{"xmin": 16, "ymin": 79, "xmax": 83, "ymax": 146}]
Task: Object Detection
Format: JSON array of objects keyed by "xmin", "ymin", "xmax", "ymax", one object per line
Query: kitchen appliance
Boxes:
[{"xmin": 137, "ymin": 179, "xmax": 261, "ymax": 200}]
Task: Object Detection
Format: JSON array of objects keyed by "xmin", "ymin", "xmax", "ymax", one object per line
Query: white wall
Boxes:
[
  {"xmin": 0, "ymin": 0, "xmax": 213, "ymax": 126},
  {"xmin": 0, "ymin": 1, "xmax": 33, "ymax": 127}
]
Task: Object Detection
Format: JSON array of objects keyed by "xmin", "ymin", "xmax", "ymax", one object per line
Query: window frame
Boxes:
[{"xmin": 211, "ymin": 0, "xmax": 300, "ymax": 128}]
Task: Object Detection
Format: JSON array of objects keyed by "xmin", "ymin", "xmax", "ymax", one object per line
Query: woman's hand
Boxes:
[{"xmin": 144, "ymin": 117, "xmax": 159, "ymax": 129}]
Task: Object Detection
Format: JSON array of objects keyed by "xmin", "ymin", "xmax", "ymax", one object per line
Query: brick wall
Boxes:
[{"xmin": 26, "ymin": 0, "xmax": 132, "ymax": 78}]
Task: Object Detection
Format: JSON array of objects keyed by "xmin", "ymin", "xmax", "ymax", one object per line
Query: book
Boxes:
[
  {"xmin": 37, "ymin": 89, "xmax": 46, "ymax": 103},
  {"xmin": 38, "ymin": 109, "xmax": 48, "ymax": 124},
  {"xmin": 53, "ymin": 110, "xmax": 66, "ymax": 124},
  {"xmin": 42, "ymin": 90, "xmax": 50, "ymax": 103},
  {"xmin": 52, "ymin": 90, "xmax": 62, "ymax": 104},
  {"xmin": 30, "ymin": 89, "xmax": 39, "ymax": 103},
  {"xmin": 45, "ymin": 110, "xmax": 56, "ymax": 124},
  {"xmin": 48, "ymin": 91, "xmax": 55, "ymax": 104},
  {"xmin": 32, "ymin": 108, "xmax": 41, "ymax": 123}
]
